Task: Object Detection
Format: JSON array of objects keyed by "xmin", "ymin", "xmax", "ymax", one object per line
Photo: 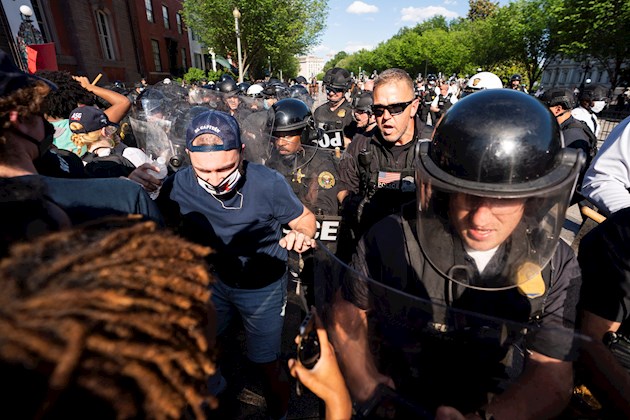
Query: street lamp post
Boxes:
[
  {"xmin": 232, "ymin": 7, "xmax": 243, "ymax": 83},
  {"xmin": 16, "ymin": 5, "xmax": 44, "ymax": 71},
  {"xmin": 579, "ymin": 60, "xmax": 592, "ymax": 93}
]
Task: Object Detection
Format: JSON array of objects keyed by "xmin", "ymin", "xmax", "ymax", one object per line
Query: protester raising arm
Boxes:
[{"xmin": 73, "ymin": 75, "xmax": 131, "ymax": 123}]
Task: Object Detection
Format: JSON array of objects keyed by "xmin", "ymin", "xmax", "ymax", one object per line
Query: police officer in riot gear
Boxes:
[
  {"xmin": 429, "ymin": 82, "xmax": 458, "ymax": 124},
  {"xmin": 347, "ymin": 91, "xmax": 377, "ymax": 141},
  {"xmin": 509, "ymin": 73, "xmax": 528, "ymax": 93},
  {"xmin": 216, "ymin": 77, "xmax": 252, "ymax": 124},
  {"xmin": 313, "ymin": 67, "xmax": 355, "ymax": 151},
  {"xmin": 418, "ymin": 73, "xmax": 438, "ymax": 125},
  {"xmin": 266, "ymin": 98, "xmax": 339, "ymax": 216},
  {"xmin": 336, "ymin": 68, "xmax": 433, "ymax": 258},
  {"xmin": 266, "ymin": 98, "xmax": 340, "ymax": 308},
  {"xmin": 334, "ymin": 89, "xmax": 584, "ymax": 417}
]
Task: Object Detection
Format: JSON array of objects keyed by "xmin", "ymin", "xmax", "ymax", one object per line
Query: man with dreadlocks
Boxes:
[
  {"xmin": 157, "ymin": 109, "xmax": 317, "ymax": 420},
  {"xmin": 0, "ymin": 219, "xmax": 216, "ymax": 419},
  {"xmin": 0, "ymin": 49, "xmax": 162, "ymax": 225}
]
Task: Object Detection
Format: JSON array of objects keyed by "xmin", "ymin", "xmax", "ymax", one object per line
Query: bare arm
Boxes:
[
  {"xmin": 73, "ymin": 76, "xmax": 131, "ymax": 123},
  {"xmin": 288, "ymin": 315, "xmax": 352, "ymax": 420},
  {"xmin": 579, "ymin": 311, "xmax": 630, "ymax": 417},
  {"xmin": 281, "ymin": 206, "xmax": 316, "ymax": 253},
  {"xmin": 481, "ymin": 351, "xmax": 573, "ymax": 419}
]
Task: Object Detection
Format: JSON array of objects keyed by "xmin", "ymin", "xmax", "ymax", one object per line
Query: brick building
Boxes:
[{"xmin": 1, "ymin": 0, "xmax": 191, "ymax": 84}]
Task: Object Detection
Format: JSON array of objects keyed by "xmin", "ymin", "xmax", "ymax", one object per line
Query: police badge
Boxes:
[{"xmin": 317, "ymin": 171, "xmax": 335, "ymax": 189}]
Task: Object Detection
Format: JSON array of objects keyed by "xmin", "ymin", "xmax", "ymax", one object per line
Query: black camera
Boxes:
[{"xmin": 297, "ymin": 309, "xmax": 320, "ymax": 369}]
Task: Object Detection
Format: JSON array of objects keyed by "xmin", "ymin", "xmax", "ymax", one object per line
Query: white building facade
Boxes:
[{"xmin": 298, "ymin": 55, "xmax": 324, "ymax": 79}]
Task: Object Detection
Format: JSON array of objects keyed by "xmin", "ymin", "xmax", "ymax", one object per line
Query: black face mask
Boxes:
[{"xmin": 11, "ymin": 119, "xmax": 55, "ymax": 159}]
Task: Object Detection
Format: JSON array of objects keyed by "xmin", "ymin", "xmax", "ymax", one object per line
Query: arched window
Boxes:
[{"xmin": 96, "ymin": 10, "xmax": 115, "ymax": 60}]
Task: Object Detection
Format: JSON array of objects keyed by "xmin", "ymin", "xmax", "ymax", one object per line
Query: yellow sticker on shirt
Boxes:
[
  {"xmin": 318, "ymin": 171, "xmax": 335, "ymax": 189},
  {"xmin": 516, "ymin": 262, "xmax": 546, "ymax": 299}
]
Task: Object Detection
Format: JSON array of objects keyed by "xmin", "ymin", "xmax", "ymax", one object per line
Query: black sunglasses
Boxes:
[
  {"xmin": 326, "ymin": 86, "xmax": 344, "ymax": 94},
  {"xmin": 371, "ymin": 100, "xmax": 414, "ymax": 117}
]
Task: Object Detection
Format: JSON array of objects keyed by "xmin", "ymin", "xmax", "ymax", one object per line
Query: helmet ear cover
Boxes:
[{"xmin": 300, "ymin": 118, "xmax": 322, "ymax": 145}]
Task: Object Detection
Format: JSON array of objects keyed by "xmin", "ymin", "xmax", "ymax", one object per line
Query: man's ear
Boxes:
[{"xmin": 409, "ymin": 98, "xmax": 420, "ymax": 118}]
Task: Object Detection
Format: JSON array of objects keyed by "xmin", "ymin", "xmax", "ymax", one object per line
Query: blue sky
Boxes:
[{"xmin": 310, "ymin": 0, "xmax": 509, "ymax": 59}]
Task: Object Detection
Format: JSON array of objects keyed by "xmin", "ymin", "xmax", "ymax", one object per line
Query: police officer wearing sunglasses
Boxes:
[
  {"xmin": 336, "ymin": 68, "xmax": 433, "ymax": 259},
  {"xmin": 313, "ymin": 67, "xmax": 355, "ymax": 151}
]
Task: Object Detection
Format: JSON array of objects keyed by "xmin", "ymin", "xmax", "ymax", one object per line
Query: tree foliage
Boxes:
[
  {"xmin": 550, "ymin": 0, "xmax": 630, "ymax": 90},
  {"xmin": 182, "ymin": 0, "xmax": 327, "ymax": 80},
  {"xmin": 323, "ymin": 51, "xmax": 349, "ymax": 72},
  {"xmin": 467, "ymin": 0, "xmax": 499, "ymax": 21}
]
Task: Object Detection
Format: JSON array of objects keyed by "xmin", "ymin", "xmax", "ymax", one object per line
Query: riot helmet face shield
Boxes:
[{"xmin": 414, "ymin": 90, "xmax": 584, "ymax": 290}]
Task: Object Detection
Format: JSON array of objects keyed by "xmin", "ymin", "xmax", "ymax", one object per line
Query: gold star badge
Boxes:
[{"xmin": 293, "ymin": 168, "xmax": 306, "ymax": 184}]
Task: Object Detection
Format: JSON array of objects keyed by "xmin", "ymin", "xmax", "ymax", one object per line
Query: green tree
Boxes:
[
  {"xmin": 322, "ymin": 51, "xmax": 349, "ymax": 72},
  {"xmin": 182, "ymin": 0, "xmax": 327, "ymax": 80},
  {"xmin": 183, "ymin": 67, "xmax": 207, "ymax": 84},
  {"xmin": 467, "ymin": 0, "xmax": 498, "ymax": 21},
  {"xmin": 551, "ymin": 0, "xmax": 630, "ymax": 91}
]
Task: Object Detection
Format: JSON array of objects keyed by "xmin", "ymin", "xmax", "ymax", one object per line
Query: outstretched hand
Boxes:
[{"xmin": 279, "ymin": 230, "xmax": 315, "ymax": 253}]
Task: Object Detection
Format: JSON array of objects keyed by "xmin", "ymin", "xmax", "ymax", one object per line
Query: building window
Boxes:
[
  {"xmin": 176, "ymin": 13, "xmax": 183, "ymax": 34},
  {"xmin": 151, "ymin": 39, "xmax": 162, "ymax": 72},
  {"xmin": 96, "ymin": 10, "xmax": 115, "ymax": 60},
  {"xmin": 145, "ymin": 0, "xmax": 154, "ymax": 22},
  {"xmin": 181, "ymin": 48, "xmax": 187, "ymax": 69},
  {"xmin": 194, "ymin": 53, "xmax": 203, "ymax": 69},
  {"xmin": 162, "ymin": 5, "xmax": 170, "ymax": 29}
]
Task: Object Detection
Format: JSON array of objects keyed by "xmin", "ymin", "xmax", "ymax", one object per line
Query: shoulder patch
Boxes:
[{"xmin": 318, "ymin": 171, "xmax": 335, "ymax": 189}]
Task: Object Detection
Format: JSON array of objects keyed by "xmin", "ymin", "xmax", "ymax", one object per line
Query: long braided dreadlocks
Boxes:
[{"xmin": 0, "ymin": 219, "xmax": 217, "ymax": 419}]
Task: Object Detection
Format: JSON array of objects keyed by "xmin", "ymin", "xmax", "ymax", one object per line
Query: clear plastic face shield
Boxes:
[{"xmin": 414, "ymin": 142, "xmax": 582, "ymax": 290}]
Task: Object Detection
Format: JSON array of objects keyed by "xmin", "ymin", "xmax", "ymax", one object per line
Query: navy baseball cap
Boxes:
[
  {"xmin": 68, "ymin": 106, "xmax": 119, "ymax": 134},
  {"xmin": 186, "ymin": 110, "xmax": 242, "ymax": 152},
  {"xmin": 0, "ymin": 49, "xmax": 57, "ymax": 97}
]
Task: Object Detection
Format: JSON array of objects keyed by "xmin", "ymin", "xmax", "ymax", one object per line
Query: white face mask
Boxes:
[
  {"xmin": 591, "ymin": 101, "xmax": 606, "ymax": 114},
  {"xmin": 196, "ymin": 167, "xmax": 242, "ymax": 196}
]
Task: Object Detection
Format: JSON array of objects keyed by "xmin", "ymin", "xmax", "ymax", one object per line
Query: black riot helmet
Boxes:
[
  {"xmin": 262, "ymin": 82, "xmax": 289, "ymax": 99},
  {"xmin": 216, "ymin": 78, "xmax": 239, "ymax": 96},
  {"xmin": 289, "ymin": 84, "xmax": 309, "ymax": 98},
  {"xmin": 237, "ymin": 82, "xmax": 251, "ymax": 95},
  {"xmin": 219, "ymin": 74, "xmax": 235, "ymax": 83},
  {"xmin": 134, "ymin": 88, "xmax": 167, "ymax": 119},
  {"xmin": 415, "ymin": 89, "xmax": 584, "ymax": 290},
  {"xmin": 541, "ymin": 88, "xmax": 577, "ymax": 110},
  {"xmin": 323, "ymin": 67, "xmax": 351, "ymax": 90},
  {"xmin": 293, "ymin": 75, "xmax": 308, "ymax": 85},
  {"xmin": 352, "ymin": 91, "xmax": 373, "ymax": 113},
  {"xmin": 266, "ymin": 98, "xmax": 311, "ymax": 132},
  {"xmin": 426, "ymin": 74, "xmax": 437, "ymax": 84},
  {"xmin": 510, "ymin": 74, "xmax": 522, "ymax": 82},
  {"xmin": 266, "ymin": 98, "xmax": 319, "ymax": 145}
]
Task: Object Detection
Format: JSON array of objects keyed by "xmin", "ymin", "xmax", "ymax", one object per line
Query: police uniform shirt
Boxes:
[
  {"xmin": 313, "ymin": 99, "xmax": 354, "ymax": 149},
  {"xmin": 343, "ymin": 208, "xmax": 581, "ymax": 411},
  {"xmin": 266, "ymin": 147, "xmax": 339, "ymax": 216}
]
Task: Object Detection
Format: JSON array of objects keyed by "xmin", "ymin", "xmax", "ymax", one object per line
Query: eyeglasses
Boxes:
[
  {"xmin": 353, "ymin": 109, "xmax": 369, "ymax": 115},
  {"xmin": 454, "ymin": 194, "xmax": 525, "ymax": 216},
  {"xmin": 371, "ymin": 100, "xmax": 414, "ymax": 117},
  {"xmin": 103, "ymin": 125, "xmax": 118, "ymax": 137}
]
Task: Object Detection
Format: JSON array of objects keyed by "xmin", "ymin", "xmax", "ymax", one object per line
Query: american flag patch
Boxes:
[{"xmin": 378, "ymin": 171, "xmax": 401, "ymax": 189}]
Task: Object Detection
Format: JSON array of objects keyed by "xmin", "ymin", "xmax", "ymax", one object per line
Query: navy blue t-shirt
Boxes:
[{"xmin": 169, "ymin": 162, "xmax": 304, "ymax": 288}]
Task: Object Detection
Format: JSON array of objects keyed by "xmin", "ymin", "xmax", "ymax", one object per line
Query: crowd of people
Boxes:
[{"xmin": 2, "ymin": 44, "xmax": 630, "ymax": 420}]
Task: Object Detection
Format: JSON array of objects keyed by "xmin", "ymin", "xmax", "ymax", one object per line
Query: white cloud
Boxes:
[
  {"xmin": 444, "ymin": 0, "xmax": 457, "ymax": 4},
  {"xmin": 344, "ymin": 42, "xmax": 374, "ymax": 53},
  {"xmin": 400, "ymin": 6, "xmax": 459, "ymax": 22},
  {"xmin": 347, "ymin": 1, "xmax": 379, "ymax": 14}
]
